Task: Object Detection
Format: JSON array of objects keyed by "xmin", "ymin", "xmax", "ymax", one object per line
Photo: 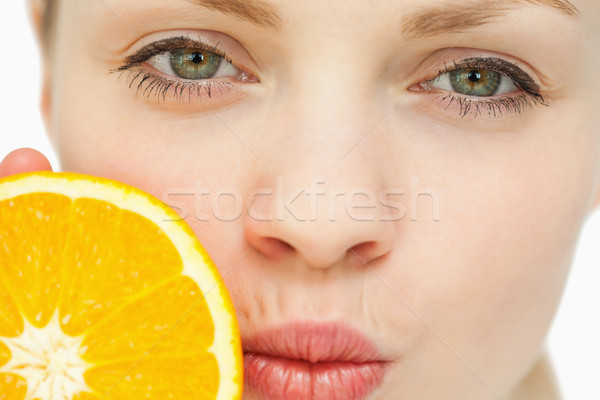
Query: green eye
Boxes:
[
  {"xmin": 428, "ymin": 64, "xmax": 519, "ymax": 98},
  {"xmin": 449, "ymin": 68, "xmax": 501, "ymax": 97},
  {"xmin": 414, "ymin": 57, "xmax": 546, "ymax": 117},
  {"xmin": 170, "ymin": 48, "xmax": 222, "ymax": 80}
]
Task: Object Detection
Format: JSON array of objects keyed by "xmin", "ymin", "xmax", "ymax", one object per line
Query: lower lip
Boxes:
[{"xmin": 244, "ymin": 353, "xmax": 386, "ymax": 400}]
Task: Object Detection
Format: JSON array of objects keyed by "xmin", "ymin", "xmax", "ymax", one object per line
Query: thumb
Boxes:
[{"xmin": 0, "ymin": 148, "xmax": 53, "ymax": 178}]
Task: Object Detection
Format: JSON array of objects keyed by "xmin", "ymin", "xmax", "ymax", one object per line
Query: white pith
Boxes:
[{"xmin": 0, "ymin": 313, "xmax": 91, "ymax": 399}]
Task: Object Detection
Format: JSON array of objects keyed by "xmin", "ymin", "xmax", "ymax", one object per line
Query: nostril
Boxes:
[
  {"xmin": 351, "ymin": 241, "xmax": 376, "ymax": 253},
  {"xmin": 348, "ymin": 241, "xmax": 390, "ymax": 267},
  {"xmin": 244, "ymin": 198, "xmax": 397, "ymax": 270},
  {"xmin": 252, "ymin": 236, "xmax": 295, "ymax": 260},
  {"xmin": 348, "ymin": 241, "xmax": 376, "ymax": 262}
]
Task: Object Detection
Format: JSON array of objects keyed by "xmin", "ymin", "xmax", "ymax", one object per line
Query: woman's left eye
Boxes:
[
  {"xmin": 411, "ymin": 57, "xmax": 547, "ymax": 118},
  {"xmin": 429, "ymin": 68, "xmax": 517, "ymax": 97},
  {"xmin": 147, "ymin": 47, "xmax": 242, "ymax": 80}
]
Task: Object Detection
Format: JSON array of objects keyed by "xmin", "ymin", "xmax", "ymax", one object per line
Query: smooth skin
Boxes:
[{"xmin": 3, "ymin": 0, "xmax": 600, "ymax": 399}]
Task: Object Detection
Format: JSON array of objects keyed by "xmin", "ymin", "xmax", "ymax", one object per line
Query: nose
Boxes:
[
  {"xmin": 242, "ymin": 38, "xmax": 401, "ymax": 270},
  {"xmin": 244, "ymin": 193, "xmax": 396, "ymax": 269},
  {"xmin": 244, "ymin": 116, "xmax": 397, "ymax": 271}
]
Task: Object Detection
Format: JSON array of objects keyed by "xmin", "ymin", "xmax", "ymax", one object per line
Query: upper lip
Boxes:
[{"xmin": 242, "ymin": 321, "xmax": 386, "ymax": 363}]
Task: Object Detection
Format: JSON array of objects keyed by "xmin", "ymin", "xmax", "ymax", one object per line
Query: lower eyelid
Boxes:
[
  {"xmin": 431, "ymin": 93, "xmax": 540, "ymax": 119},
  {"xmin": 119, "ymin": 68, "xmax": 238, "ymax": 104},
  {"xmin": 409, "ymin": 80, "xmax": 543, "ymax": 119}
]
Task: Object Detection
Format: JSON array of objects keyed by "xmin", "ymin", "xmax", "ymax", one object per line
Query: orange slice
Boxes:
[{"xmin": 0, "ymin": 171, "xmax": 243, "ymax": 400}]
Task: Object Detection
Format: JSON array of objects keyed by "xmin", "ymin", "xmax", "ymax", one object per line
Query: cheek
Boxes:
[
  {"xmin": 405, "ymin": 114, "xmax": 599, "ymax": 393},
  {"xmin": 54, "ymin": 62, "xmax": 229, "ymax": 193},
  {"xmin": 53, "ymin": 68, "xmax": 254, "ymax": 272}
]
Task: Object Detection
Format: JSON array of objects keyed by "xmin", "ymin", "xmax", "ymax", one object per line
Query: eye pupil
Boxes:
[
  {"xmin": 468, "ymin": 70, "xmax": 481, "ymax": 82},
  {"xmin": 191, "ymin": 52, "xmax": 204, "ymax": 64}
]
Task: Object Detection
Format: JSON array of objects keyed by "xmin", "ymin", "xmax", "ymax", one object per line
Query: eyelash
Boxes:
[
  {"xmin": 111, "ymin": 36, "xmax": 244, "ymax": 104},
  {"xmin": 419, "ymin": 57, "xmax": 548, "ymax": 118},
  {"xmin": 113, "ymin": 38, "xmax": 547, "ymax": 118}
]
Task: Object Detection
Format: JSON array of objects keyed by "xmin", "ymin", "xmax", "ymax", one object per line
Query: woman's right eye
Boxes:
[
  {"xmin": 112, "ymin": 35, "xmax": 259, "ymax": 104},
  {"xmin": 147, "ymin": 47, "xmax": 243, "ymax": 81}
]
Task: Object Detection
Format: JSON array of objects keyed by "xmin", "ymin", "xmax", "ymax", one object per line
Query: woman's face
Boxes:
[{"xmin": 42, "ymin": 0, "xmax": 600, "ymax": 399}]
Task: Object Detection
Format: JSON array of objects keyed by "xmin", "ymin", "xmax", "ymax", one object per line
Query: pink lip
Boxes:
[{"xmin": 243, "ymin": 322, "xmax": 388, "ymax": 400}]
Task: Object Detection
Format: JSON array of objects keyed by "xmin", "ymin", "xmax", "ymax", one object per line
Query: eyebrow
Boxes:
[
  {"xmin": 401, "ymin": 0, "xmax": 580, "ymax": 39},
  {"xmin": 184, "ymin": 0, "xmax": 282, "ymax": 30}
]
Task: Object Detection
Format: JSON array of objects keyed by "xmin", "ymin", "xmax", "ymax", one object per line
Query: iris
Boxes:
[
  {"xmin": 449, "ymin": 68, "xmax": 501, "ymax": 97},
  {"xmin": 170, "ymin": 48, "xmax": 222, "ymax": 79}
]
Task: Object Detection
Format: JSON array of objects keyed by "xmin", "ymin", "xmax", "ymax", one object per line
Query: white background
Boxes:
[{"xmin": 1, "ymin": 2, "xmax": 598, "ymax": 399}]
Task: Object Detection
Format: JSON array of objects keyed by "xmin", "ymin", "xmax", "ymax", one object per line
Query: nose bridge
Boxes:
[
  {"xmin": 258, "ymin": 6, "xmax": 390, "ymax": 164},
  {"xmin": 264, "ymin": 67, "xmax": 383, "ymax": 176},
  {"xmin": 261, "ymin": 89, "xmax": 386, "ymax": 209},
  {"xmin": 276, "ymin": 23, "xmax": 383, "ymax": 136}
]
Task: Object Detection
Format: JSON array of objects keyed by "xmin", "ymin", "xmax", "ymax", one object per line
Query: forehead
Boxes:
[
  {"xmin": 58, "ymin": 0, "xmax": 596, "ymax": 67},
  {"xmin": 70, "ymin": 0, "xmax": 589, "ymax": 32},
  {"xmin": 158, "ymin": 0, "xmax": 593, "ymax": 21},
  {"xmin": 68, "ymin": 0, "xmax": 590, "ymax": 51},
  {"xmin": 67, "ymin": 0, "xmax": 596, "ymax": 41}
]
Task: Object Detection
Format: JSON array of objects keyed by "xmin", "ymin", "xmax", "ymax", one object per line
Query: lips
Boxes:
[{"xmin": 243, "ymin": 322, "xmax": 388, "ymax": 400}]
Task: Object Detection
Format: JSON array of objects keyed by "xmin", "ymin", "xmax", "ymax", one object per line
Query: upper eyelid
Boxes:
[
  {"xmin": 433, "ymin": 58, "xmax": 535, "ymax": 83},
  {"xmin": 112, "ymin": 37, "xmax": 234, "ymax": 74},
  {"xmin": 424, "ymin": 57, "xmax": 547, "ymax": 102}
]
